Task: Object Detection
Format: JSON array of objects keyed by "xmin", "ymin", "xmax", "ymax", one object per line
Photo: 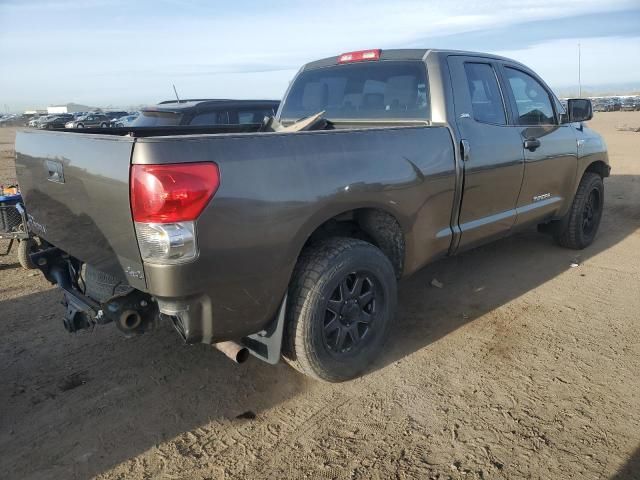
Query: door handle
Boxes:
[{"xmin": 524, "ymin": 138, "xmax": 541, "ymax": 152}]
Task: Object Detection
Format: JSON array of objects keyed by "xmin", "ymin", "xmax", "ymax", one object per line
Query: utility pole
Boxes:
[{"xmin": 578, "ymin": 43, "xmax": 582, "ymax": 97}]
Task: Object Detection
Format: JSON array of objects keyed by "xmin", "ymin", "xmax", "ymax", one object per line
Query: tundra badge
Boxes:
[{"xmin": 533, "ymin": 193, "xmax": 551, "ymax": 202}]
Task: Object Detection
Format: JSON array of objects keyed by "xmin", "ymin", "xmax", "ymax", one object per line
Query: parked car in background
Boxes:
[
  {"xmin": 65, "ymin": 114, "xmax": 111, "ymax": 128},
  {"xmin": 31, "ymin": 115, "xmax": 56, "ymax": 128},
  {"xmin": 105, "ymin": 111, "xmax": 130, "ymax": 126},
  {"xmin": 131, "ymin": 99, "xmax": 280, "ymax": 127},
  {"xmin": 112, "ymin": 113, "xmax": 139, "ymax": 127},
  {"xmin": 27, "ymin": 115, "xmax": 47, "ymax": 127},
  {"xmin": 38, "ymin": 114, "xmax": 74, "ymax": 129},
  {"xmin": 620, "ymin": 97, "xmax": 639, "ymax": 111},
  {"xmin": 592, "ymin": 101, "xmax": 605, "ymax": 113},
  {"xmin": 593, "ymin": 99, "xmax": 614, "ymax": 112},
  {"xmin": 610, "ymin": 97, "xmax": 622, "ymax": 111},
  {"xmin": 0, "ymin": 114, "xmax": 19, "ymax": 127},
  {"xmin": 16, "ymin": 48, "xmax": 608, "ymax": 382}
]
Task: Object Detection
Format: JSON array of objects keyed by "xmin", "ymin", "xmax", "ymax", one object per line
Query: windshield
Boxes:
[
  {"xmin": 280, "ymin": 61, "xmax": 429, "ymax": 122},
  {"xmin": 132, "ymin": 110, "xmax": 183, "ymax": 127}
]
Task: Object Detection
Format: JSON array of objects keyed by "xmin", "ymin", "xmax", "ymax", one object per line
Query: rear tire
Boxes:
[
  {"xmin": 100, "ymin": 122, "xmax": 108, "ymax": 128},
  {"xmin": 17, "ymin": 239, "xmax": 36, "ymax": 270},
  {"xmin": 554, "ymin": 172, "xmax": 604, "ymax": 249},
  {"xmin": 282, "ymin": 238, "xmax": 397, "ymax": 382}
]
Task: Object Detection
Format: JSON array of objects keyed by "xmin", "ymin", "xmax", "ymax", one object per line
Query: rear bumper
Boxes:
[
  {"xmin": 30, "ymin": 245, "xmax": 274, "ymax": 345},
  {"xmin": 155, "ymin": 294, "xmax": 215, "ymax": 344},
  {"xmin": 31, "ymin": 247, "xmax": 157, "ymax": 334}
]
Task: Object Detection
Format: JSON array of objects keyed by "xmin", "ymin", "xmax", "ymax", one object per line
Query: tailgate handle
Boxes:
[{"xmin": 46, "ymin": 160, "xmax": 65, "ymax": 184}]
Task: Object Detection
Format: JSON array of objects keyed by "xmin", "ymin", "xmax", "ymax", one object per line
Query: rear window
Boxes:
[
  {"xmin": 280, "ymin": 61, "xmax": 429, "ymax": 121},
  {"xmin": 132, "ymin": 111, "xmax": 183, "ymax": 127}
]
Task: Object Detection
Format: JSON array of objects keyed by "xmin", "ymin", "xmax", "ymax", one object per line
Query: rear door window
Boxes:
[
  {"xmin": 280, "ymin": 61, "xmax": 429, "ymax": 121},
  {"xmin": 463, "ymin": 63, "xmax": 506, "ymax": 125}
]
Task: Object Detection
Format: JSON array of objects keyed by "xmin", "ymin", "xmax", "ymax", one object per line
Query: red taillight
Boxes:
[
  {"xmin": 338, "ymin": 49, "xmax": 381, "ymax": 63},
  {"xmin": 131, "ymin": 162, "xmax": 220, "ymax": 223}
]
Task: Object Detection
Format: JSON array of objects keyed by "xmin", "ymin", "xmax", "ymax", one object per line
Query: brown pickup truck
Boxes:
[{"xmin": 15, "ymin": 48, "xmax": 609, "ymax": 381}]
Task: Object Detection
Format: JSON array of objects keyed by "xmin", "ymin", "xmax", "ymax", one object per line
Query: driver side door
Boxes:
[{"xmin": 498, "ymin": 64, "xmax": 578, "ymax": 227}]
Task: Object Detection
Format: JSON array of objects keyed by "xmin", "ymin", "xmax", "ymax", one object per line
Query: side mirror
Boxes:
[{"xmin": 566, "ymin": 98, "xmax": 593, "ymax": 123}]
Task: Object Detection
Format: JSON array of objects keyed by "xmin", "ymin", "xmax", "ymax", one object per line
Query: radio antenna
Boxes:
[{"xmin": 172, "ymin": 84, "xmax": 181, "ymax": 103}]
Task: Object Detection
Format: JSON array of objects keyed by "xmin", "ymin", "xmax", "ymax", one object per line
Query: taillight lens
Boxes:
[
  {"xmin": 131, "ymin": 162, "xmax": 219, "ymax": 264},
  {"xmin": 131, "ymin": 162, "xmax": 219, "ymax": 223},
  {"xmin": 135, "ymin": 221, "xmax": 197, "ymax": 264}
]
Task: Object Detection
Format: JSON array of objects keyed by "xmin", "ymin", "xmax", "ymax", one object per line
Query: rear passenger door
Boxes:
[
  {"xmin": 448, "ymin": 56, "xmax": 525, "ymax": 250},
  {"xmin": 498, "ymin": 65, "xmax": 577, "ymax": 226}
]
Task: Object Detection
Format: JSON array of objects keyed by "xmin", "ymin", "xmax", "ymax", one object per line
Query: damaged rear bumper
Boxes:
[{"xmin": 30, "ymin": 247, "xmax": 286, "ymax": 364}]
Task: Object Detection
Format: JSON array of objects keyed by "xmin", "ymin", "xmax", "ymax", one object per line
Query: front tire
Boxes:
[
  {"xmin": 76, "ymin": 123, "xmax": 84, "ymax": 128},
  {"xmin": 283, "ymin": 238, "xmax": 397, "ymax": 382},
  {"xmin": 100, "ymin": 122, "xmax": 108, "ymax": 128},
  {"xmin": 554, "ymin": 172, "xmax": 604, "ymax": 249}
]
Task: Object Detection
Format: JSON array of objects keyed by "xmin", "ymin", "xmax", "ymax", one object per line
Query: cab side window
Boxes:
[
  {"xmin": 463, "ymin": 63, "xmax": 506, "ymax": 125},
  {"xmin": 504, "ymin": 67, "xmax": 555, "ymax": 125},
  {"xmin": 190, "ymin": 110, "xmax": 227, "ymax": 125}
]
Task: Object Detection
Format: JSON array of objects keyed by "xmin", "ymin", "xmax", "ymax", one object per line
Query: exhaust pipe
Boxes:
[
  {"xmin": 118, "ymin": 310, "xmax": 142, "ymax": 331},
  {"xmin": 213, "ymin": 341, "xmax": 250, "ymax": 364}
]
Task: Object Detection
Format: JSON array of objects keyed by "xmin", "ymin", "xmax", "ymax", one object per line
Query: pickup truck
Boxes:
[{"xmin": 15, "ymin": 49, "xmax": 609, "ymax": 382}]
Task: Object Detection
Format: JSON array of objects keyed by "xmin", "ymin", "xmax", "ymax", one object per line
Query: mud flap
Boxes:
[{"xmin": 242, "ymin": 295, "xmax": 287, "ymax": 365}]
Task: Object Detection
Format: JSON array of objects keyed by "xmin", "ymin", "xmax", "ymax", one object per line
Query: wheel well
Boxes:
[
  {"xmin": 585, "ymin": 160, "xmax": 609, "ymax": 178},
  {"xmin": 304, "ymin": 208, "xmax": 405, "ymax": 279}
]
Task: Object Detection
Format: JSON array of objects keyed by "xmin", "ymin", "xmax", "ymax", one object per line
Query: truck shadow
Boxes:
[
  {"xmin": 377, "ymin": 172, "xmax": 639, "ymax": 372},
  {"xmin": 0, "ymin": 286, "xmax": 310, "ymax": 479},
  {"xmin": 0, "ymin": 174, "xmax": 637, "ymax": 479},
  {"xmin": 610, "ymin": 445, "xmax": 640, "ymax": 479}
]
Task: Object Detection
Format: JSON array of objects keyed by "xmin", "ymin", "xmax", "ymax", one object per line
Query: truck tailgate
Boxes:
[{"xmin": 15, "ymin": 130, "xmax": 145, "ymax": 289}]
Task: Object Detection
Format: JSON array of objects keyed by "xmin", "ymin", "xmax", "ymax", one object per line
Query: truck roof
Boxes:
[{"xmin": 302, "ymin": 48, "xmax": 524, "ymax": 71}]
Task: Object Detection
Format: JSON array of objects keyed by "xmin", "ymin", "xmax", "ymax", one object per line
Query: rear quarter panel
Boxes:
[{"xmin": 133, "ymin": 126, "xmax": 456, "ymax": 339}]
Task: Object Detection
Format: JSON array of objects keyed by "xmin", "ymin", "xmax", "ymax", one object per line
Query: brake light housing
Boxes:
[
  {"xmin": 131, "ymin": 162, "xmax": 219, "ymax": 223},
  {"xmin": 131, "ymin": 162, "xmax": 219, "ymax": 264},
  {"xmin": 338, "ymin": 49, "xmax": 381, "ymax": 64}
]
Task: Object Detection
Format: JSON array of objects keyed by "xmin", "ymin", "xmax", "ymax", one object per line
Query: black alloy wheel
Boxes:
[
  {"xmin": 323, "ymin": 271, "xmax": 381, "ymax": 355},
  {"xmin": 582, "ymin": 188, "xmax": 601, "ymax": 237}
]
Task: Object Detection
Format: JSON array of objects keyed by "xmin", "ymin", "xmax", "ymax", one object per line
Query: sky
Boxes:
[{"xmin": 0, "ymin": 0, "xmax": 639, "ymax": 111}]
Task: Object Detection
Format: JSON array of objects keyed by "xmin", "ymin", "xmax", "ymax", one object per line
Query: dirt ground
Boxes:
[{"xmin": 1, "ymin": 113, "xmax": 639, "ymax": 480}]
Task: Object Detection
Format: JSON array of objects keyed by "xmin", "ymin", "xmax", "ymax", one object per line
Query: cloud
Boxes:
[{"xmin": 0, "ymin": 0, "xmax": 638, "ymax": 109}]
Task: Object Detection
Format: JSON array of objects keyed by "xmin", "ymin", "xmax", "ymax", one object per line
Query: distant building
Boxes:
[{"xmin": 47, "ymin": 103, "xmax": 93, "ymax": 114}]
